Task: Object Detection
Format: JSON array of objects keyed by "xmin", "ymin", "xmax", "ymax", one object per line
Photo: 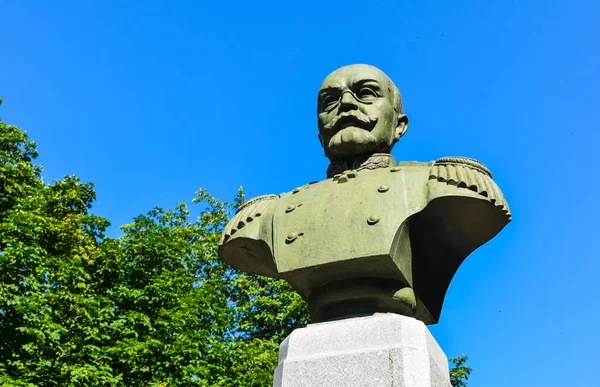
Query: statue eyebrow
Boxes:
[
  {"xmin": 319, "ymin": 86, "xmax": 342, "ymax": 96},
  {"xmin": 318, "ymin": 79, "xmax": 381, "ymax": 100}
]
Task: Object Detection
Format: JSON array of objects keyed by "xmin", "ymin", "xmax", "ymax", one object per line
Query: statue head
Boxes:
[{"xmin": 317, "ymin": 64, "xmax": 409, "ymax": 161}]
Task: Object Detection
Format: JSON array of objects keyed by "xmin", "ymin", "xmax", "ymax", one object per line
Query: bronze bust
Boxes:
[{"xmin": 218, "ymin": 64, "xmax": 511, "ymax": 324}]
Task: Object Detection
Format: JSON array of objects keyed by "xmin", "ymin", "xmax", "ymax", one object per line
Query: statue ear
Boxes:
[{"xmin": 394, "ymin": 114, "xmax": 409, "ymax": 142}]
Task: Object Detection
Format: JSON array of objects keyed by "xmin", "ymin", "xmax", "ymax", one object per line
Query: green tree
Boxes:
[
  {"xmin": 0, "ymin": 100, "xmax": 307, "ymax": 386},
  {"xmin": 449, "ymin": 355, "xmax": 472, "ymax": 387}
]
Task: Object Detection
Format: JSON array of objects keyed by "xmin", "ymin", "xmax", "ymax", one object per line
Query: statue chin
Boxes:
[{"xmin": 326, "ymin": 127, "xmax": 380, "ymax": 159}]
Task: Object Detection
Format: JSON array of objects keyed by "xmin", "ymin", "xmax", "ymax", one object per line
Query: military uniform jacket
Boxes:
[{"xmin": 218, "ymin": 154, "xmax": 510, "ymax": 324}]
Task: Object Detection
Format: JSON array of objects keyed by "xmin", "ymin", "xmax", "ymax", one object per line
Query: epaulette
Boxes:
[
  {"xmin": 429, "ymin": 156, "xmax": 510, "ymax": 218},
  {"xmin": 236, "ymin": 194, "xmax": 277, "ymax": 214},
  {"xmin": 220, "ymin": 194, "xmax": 278, "ymax": 245},
  {"xmin": 433, "ymin": 156, "xmax": 492, "ymax": 177}
]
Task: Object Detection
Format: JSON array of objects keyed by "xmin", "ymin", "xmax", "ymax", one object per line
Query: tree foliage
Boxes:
[
  {"xmin": 0, "ymin": 101, "xmax": 308, "ymax": 386},
  {"xmin": 449, "ymin": 356, "xmax": 472, "ymax": 387}
]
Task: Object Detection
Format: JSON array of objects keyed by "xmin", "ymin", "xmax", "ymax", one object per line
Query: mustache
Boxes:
[{"xmin": 323, "ymin": 111, "xmax": 377, "ymax": 131}]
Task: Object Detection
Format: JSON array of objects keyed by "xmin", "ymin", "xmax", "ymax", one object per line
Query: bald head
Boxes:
[{"xmin": 317, "ymin": 64, "xmax": 408, "ymax": 161}]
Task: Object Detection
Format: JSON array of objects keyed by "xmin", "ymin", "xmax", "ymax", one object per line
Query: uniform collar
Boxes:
[{"xmin": 326, "ymin": 153, "xmax": 396, "ymax": 178}]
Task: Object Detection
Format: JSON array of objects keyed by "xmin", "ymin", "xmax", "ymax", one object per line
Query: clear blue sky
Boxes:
[{"xmin": 2, "ymin": 1, "xmax": 599, "ymax": 385}]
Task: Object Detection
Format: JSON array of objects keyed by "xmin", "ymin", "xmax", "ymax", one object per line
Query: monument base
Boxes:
[{"xmin": 273, "ymin": 313, "xmax": 452, "ymax": 387}]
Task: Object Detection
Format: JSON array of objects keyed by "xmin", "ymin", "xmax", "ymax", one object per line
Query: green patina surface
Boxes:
[{"xmin": 218, "ymin": 65, "xmax": 511, "ymax": 324}]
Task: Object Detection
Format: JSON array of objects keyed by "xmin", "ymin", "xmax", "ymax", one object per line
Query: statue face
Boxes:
[{"xmin": 317, "ymin": 65, "xmax": 408, "ymax": 161}]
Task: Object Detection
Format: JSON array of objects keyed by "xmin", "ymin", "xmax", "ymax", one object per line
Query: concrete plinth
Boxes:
[{"xmin": 273, "ymin": 313, "xmax": 451, "ymax": 387}]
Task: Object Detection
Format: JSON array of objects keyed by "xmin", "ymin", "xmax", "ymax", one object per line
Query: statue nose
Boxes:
[{"xmin": 339, "ymin": 90, "xmax": 359, "ymax": 110}]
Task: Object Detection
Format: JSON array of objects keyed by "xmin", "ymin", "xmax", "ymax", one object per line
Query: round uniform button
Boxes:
[
  {"xmin": 378, "ymin": 185, "xmax": 389, "ymax": 193},
  {"xmin": 285, "ymin": 204, "xmax": 296, "ymax": 213},
  {"xmin": 286, "ymin": 232, "xmax": 298, "ymax": 243},
  {"xmin": 367, "ymin": 215, "xmax": 380, "ymax": 225}
]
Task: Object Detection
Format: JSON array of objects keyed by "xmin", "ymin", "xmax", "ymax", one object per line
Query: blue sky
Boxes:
[{"xmin": 2, "ymin": 0, "xmax": 599, "ymax": 385}]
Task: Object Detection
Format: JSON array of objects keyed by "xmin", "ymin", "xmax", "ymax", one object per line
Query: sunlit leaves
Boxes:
[
  {"xmin": 0, "ymin": 110, "xmax": 308, "ymax": 386},
  {"xmin": 449, "ymin": 355, "xmax": 471, "ymax": 387}
]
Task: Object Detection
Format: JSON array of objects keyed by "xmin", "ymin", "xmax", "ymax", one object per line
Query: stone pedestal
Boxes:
[{"xmin": 273, "ymin": 314, "xmax": 451, "ymax": 387}]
